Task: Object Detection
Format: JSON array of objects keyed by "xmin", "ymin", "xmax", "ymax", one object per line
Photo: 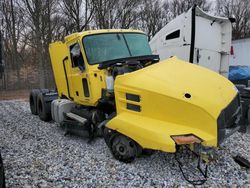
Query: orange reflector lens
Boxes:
[{"xmin": 171, "ymin": 135, "xmax": 202, "ymax": 145}]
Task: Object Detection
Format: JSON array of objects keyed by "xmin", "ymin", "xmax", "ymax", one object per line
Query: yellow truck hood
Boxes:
[
  {"xmin": 115, "ymin": 57, "xmax": 237, "ymax": 119},
  {"xmin": 107, "ymin": 57, "xmax": 239, "ymax": 152}
]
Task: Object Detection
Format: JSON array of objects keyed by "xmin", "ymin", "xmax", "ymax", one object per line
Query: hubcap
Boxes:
[
  {"xmin": 117, "ymin": 145, "xmax": 126, "ymax": 155},
  {"xmin": 111, "ymin": 134, "xmax": 140, "ymax": 163}
]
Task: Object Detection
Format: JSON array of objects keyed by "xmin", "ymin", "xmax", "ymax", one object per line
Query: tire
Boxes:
[
  {"xmin": 37, "ymin": 93, "xmax": 52, "ymax": 121},
  {"xmin": 103, "ymin": 127, "xmax": 116, "ymax": 148},
  {"xmin": 40, "ymin": 89, "xmax": 49, "ymax": 94},
  {"xmin": 111, "ymin": 133, "xmax": 142, "ymax": 163},
  {"xmin": 29, "ymin": 89, "xmax": 40, "ymax": 115},
  {"xmin": 29, "ymin": 89, "xmax": 49, "ymax": 115},
  {"xmin": 0, "ymin": 153, "xmax": 5, "ymax": 188},
  {"xmin": 142, "ymin": 149, "xmax": 155, "ymax": 156}
]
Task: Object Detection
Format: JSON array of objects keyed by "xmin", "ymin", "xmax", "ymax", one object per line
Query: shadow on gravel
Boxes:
[{"xmin": 0, "ymin": 101, "xmax": 249, "ymax": 187}]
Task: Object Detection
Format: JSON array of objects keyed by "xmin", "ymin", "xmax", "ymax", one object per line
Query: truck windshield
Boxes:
[{"xmin": 82, "ymin": 33, "xmax": 152, "ymax": 65}]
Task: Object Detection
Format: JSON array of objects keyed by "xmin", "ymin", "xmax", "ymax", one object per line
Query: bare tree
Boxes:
[
  {"xmin": 92, "ymin": 0, "xmax": 141, "ymax": 29},
  {"xmin": 60, "ymin": 0, "xmax": 94, "ymax": 33},
  {"xmin": 166, "ymin": 0, "xmax": 211, "ymax": 18},
  {"xmin": 138, "ymin": 0, "xmax": 168, "ymax": 40},
  {"xmin": 92, "ymin": 0, "xmax": 115, "ymax": 29},
  {"xmin": 116, "ymin": 0, "xmax": 141, "ymax": 29},
  {"xmin": 0, "ymin": 0, "xmax": 214, "ymax": 90},
  {"xmin": 137, "ymin": 0, "xmax": 212, "ymax": 40},
  {"xmin": 216, "ymin": 0, "xmax": 250, "ymax": 39},
  {"xmin": 21, "ymin": 0, "xmax": 60, "ymax": 88},
  {"xmin": 2, "ymin": 0, "xmax": 26, "ymax": 89},
  {"xmin": 22, "ymin": 0, "xmax": 46, "ymax": 88}
]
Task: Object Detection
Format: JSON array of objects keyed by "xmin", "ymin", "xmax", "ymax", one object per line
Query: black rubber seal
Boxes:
[
  {"xmin": 63, "ymin": 56, "xmax": 73, "ymax": 100},
  {"xmin": 189, "ymin": 5, "xmax": 196, "ymax": 63}
]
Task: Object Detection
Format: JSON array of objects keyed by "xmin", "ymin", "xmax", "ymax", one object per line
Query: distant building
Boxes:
[{"xmin": 230, "ymin": 38, "xmax": 250, "ymax": 66}]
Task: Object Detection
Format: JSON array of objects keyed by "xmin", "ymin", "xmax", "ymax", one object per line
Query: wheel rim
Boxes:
[
  {"xmin": 111, "ymin": 135, "xmax": 137, "ymax": 162},
  {"xmin": 116, "ymin": 143, "xmax": 128, "ymax": 156}
]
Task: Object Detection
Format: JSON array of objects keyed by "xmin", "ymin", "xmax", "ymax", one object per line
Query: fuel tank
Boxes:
[{"xmin": 107, "ymin": 57, "xmax": 240, "ymax": 152}]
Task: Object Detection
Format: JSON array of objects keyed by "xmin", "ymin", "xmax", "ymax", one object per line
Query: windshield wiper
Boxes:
[{"xmin": 98, "ymin": 55, "xmax": 160, "ymax": 70}]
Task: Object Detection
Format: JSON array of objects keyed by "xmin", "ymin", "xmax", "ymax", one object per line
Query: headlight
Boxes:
[{"xmin": 171, "ymin": 134, "xmax": 202, "ymax": 145}]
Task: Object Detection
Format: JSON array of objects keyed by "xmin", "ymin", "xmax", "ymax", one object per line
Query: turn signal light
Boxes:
[{"xmin": 171, "ymin": 134, "xmax": 202, "ymax": 145}]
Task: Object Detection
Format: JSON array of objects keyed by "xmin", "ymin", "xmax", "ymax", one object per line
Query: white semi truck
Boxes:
[
  {"xmin": 150, "ymin": 5, "xmax": 233, "ymax": 78},
  {"xmin": 150, "ymin": 5, "xmax": 249, "ymax": 132}
]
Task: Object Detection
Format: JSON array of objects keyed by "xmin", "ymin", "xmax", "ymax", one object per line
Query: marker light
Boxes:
[{"xmin": 171, "ymin": 134, "xmax": 202, "ymax": 145}]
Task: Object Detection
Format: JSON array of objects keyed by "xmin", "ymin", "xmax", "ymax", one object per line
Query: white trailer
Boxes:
[
  {"xmin": 150, "ymin": 7, "xmax": 250, "ymax": 132},
  {"xmin": 150, "ymin": 6, "xmax": 233, "ymax": 77},
  {"xmin": 230, "ymin": 38, "xmax": 250, "ymax": 66}
]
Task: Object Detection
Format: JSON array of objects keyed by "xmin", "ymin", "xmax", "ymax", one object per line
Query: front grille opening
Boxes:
[
  {"xmin": 126, "ymin": 93, "xmax": 140, "ymax": 102},
  {"xmin": 217, "ymin": 94, "xmax": 241, "ymax": 145},
  {"xmin": 224, "ymin": 94, "xmax": 240, "ymax": 128},
  {"xmin": 217, "ymin": 112, "xmax": 226, "ymax": 145},
  {"xmin": 127, "ymin": 103, "xmax": 141, "ymax": 112}
]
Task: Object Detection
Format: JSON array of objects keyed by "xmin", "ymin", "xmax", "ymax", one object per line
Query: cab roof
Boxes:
[{"xmin": 64, "ymin": 29, "xmax": 145, "ymax": 43}]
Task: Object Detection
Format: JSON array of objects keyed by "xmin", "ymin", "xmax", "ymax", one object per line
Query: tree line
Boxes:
[{"xmin": 0, "ymin": 0, "xmax": 249, "ymax": 90}]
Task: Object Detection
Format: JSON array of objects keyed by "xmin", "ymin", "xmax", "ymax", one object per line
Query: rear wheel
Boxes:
[
  {"xmin": 111, "ymin": 133, "xmax": 142, "ymax": 163},
  {"xmin": 30, "ymin": 89, "xmax": 49, "ymax": 115},
  {"xmin": 29, "ymin": 89, "xmax": 40, "ymax": 115},
  {"xmin": 37, "ymin": 93, "xmax": 51, "ymax": 121},
  {"xmin": 142, "ymin": 149, "xmax": 155, "ymax": 156}
]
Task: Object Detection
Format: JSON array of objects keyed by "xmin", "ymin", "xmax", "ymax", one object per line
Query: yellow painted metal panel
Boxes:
[
  {"xmin": 49, "ymin": 30, "xmax": 238, "ymax": 153},
  {"xmin": 49, "ymin": 42, "xmax": 69, "ymax": 98},
  {"xmin": 107, "ymin": 57, "xmax": 237, "ymax": 152}
]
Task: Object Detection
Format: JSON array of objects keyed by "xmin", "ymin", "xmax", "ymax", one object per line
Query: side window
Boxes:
[
  {"xmin": 165, "ymin": 30, "xmax": 180, "ymax": 40},
  {"xmin": 70, "ymin": 43, "xmax": 85, "ymax": 70}
]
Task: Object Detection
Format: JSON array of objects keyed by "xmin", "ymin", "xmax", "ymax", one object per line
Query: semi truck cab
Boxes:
[{"xmin": 30, "ymin": 29, "xmax": 241, "ymax": 169}]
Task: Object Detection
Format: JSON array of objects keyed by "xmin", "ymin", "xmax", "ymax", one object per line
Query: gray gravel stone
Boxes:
[{"xmin": 0, "ymin": 100, "xmax": 249, "ymax": 187}]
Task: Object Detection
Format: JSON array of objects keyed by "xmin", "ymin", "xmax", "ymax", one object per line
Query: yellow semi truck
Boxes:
[{"xmin": 29, "ymin": 29, "xmax": 241, "ymax": 171}]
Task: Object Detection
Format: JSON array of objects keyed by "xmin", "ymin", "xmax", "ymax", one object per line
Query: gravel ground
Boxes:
[{"xmin": 0, "ymin": 100, "xmax": 249, "ymax": 188}]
